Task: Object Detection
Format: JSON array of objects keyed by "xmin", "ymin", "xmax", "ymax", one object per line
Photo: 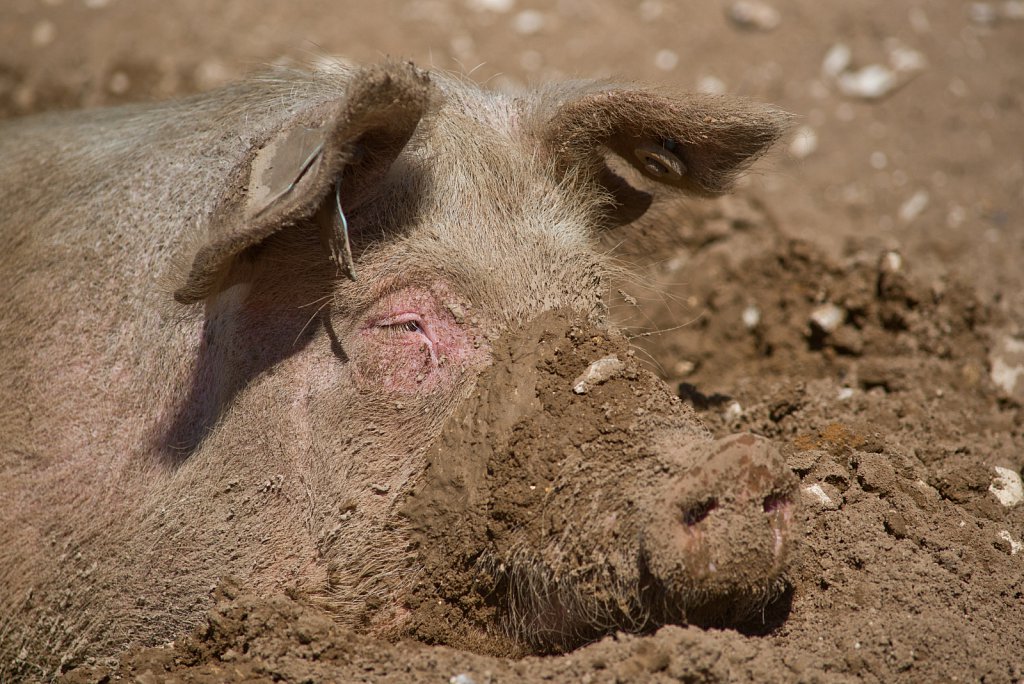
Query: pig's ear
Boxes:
[
  {"xmin": 173, "ymin": 62, "xmax": 431, "ymax": 304},
  {"xmin": 541, "ymin": 86, "xmax": 791, "ymax": 222}
]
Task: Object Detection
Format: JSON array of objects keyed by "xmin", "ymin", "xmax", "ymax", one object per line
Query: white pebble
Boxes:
[
  {"xmin": 836, "ymin": 387, "xmax": 856, "ymax": 400},
  {"xmin": 742, "ymin": 305, "xmax": 761, "ymax": 329},
  {"xmin": 809, "ymin": 303, "xmax": 845, "ymax": 333},
  {"xmin": 84, "ymin": 0, "xmax": 111, "ymax": 7},
  {"xmin": 31, "ymin": 20, "xmax": 56, "ymax": 47},
  {"xmin": 723, "ymin": 401, "xmax": 743, "ymax": 421},
  {"xmin": 821, "ymin": 43, "xmax": 852, "ymax": 79},
  {"xmin": 888, "ymin": 45, "xmax": 927, "ymax": 73},
  {"xmin": 727, "ymin": 0, "xmax": 781, "ymax": 31},
  {"xmin": 466, "ymin": 0, "xmax": 513, "ymax": 11},
  {"xmin": 1003, "ymin": 1, "xmax": 1024, "ymax": 19},
  {"xmin": 696, "ymin": 75, "xmax": 726, "ymax": 94},
  {"xmin": 881, "ymin": 251, "xmax": 903, "ymax": 272},
  {"xmin": 572, "ymin": 355, "xmax": 625, "ymax": 395},
  {"xmin": 898, "ymin": 190, "xmax": 930, "ymax": 222},
  {"xmin": 108, "ymin": 71, "xmax": 131, "ymax": 95},
  {"xmin": 513, "ymin": 9, "xmax": 544, "ymax": 34},
  {"xmin": 990, "ymin": 336, "xmax": 1024, "ymax": 398},
  {"xmin": 673, "ymin": 360, "xmax": 696, "ymax": 376},
  {"xmin": 990, "ymin": 466, "xmax": 1024, "ymax": 507},
  {"xmin": 194, "ymin": 60, "xmax": 233, "ymax": 91},
  {"xmin": 450, "ymin": 675, "xmax": 477, "ymax": 684},
  {"xmin": 837, "ymin": 64, "xmax": 898, "ymax": 100},
  {"xmin": 654, "ymin": 49, "xmax": 679, "ymax": 72},
  {"xmin": 802, "ymin": 483, "xmax": 838, "ymax": 509},
  {"xmin": 639, "ymin": 0, "xmax": 663, "ymax": 21},
  {"xmin": 969, "ymin": 2, "xmax": 998, "ymax": 24},
  {"xmin": 870, "ymin": 151, "xmax": 888, "ymax": 169},
  {"xmin": 997, "ymin": 530, "xmax": 1022, "ymax": 555},
  {"xmin": 789, "ymin": 125, "xmax": 818, "ymax": 159}
]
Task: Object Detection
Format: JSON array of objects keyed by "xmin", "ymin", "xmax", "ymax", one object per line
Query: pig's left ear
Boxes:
[
  {"xmin": 173, "ymin": 62, "xmax": 431, "ymax": 304},
  {"xmin": 540, "ymin": 85, "xmax": 792, "ymax": 223}
]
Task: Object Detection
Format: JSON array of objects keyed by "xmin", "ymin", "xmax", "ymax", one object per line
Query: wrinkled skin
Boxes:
[{"xmin": 0, "ymin": 61, "xmax": 792, "ymax": 679}]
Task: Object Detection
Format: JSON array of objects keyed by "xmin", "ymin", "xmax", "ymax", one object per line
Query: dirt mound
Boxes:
[{"xmin": 64, "ymin": 230, "xmax": 1024, "ymax": 683}]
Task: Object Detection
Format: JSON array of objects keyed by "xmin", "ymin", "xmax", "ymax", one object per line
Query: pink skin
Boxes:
[{"xmin": 354, "ymin": 284, "xmax": 488, "ymax": 395}]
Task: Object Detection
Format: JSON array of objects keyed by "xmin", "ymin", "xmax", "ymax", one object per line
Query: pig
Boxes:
[{"xmin": 0, "ymin": 60, "xmax": 794, "ymax": 679}]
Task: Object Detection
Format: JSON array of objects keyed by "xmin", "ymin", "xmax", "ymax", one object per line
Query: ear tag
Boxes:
[
  {"xmin": 327, "ymin": 178, "xmax": 358, "ymax": 282},
  {"xmin": 633, "ymin": 141, "xmax": 687, "ymax": 181},
  {"xmin": 247, "ymin": 125, "xmax": 328, "ymax": 218}
]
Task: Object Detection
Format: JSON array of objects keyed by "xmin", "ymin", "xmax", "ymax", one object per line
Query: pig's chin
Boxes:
[{"xmin": 478, "ymin": 544, "xmax": 791, "ymax": 653}]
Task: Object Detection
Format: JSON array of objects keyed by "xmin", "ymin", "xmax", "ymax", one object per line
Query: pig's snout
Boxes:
[{"xmin": 643, "ymin": 433, "xmax": 797, "ymax": 613}]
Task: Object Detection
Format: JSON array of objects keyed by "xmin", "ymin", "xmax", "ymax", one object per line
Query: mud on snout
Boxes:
[{"xmin": 399, "ymin": 310, "xmax": 799, "ymax": 655}]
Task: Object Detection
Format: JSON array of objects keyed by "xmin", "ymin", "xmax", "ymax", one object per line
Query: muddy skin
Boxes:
[{"xmin": 399, "ymin": 310, "xmax": 798, "ymax": 655}]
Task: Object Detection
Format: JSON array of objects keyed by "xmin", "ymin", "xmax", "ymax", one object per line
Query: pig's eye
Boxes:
[
  {"xmin": 375, "ymin": 313, "xmax": 435, "ymax": 349},
  {"xmin": 376, "ymin": 313, "xmax": 426, "ymax": 337},
  {"xmin": 384, "ymin": 319, "xmax": 423, "ymax": 335}
]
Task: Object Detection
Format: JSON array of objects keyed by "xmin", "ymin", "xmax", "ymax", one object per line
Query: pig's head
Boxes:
[{"xmin": 158, "ymin": 61, "xmax": 794, "ymax": 654}]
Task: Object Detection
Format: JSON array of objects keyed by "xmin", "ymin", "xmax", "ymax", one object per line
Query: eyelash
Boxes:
[{"xmin": 380, "ymin": 319, "xmax": 424, "ymax": 338}]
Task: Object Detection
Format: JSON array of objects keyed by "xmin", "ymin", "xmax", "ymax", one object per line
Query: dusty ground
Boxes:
[{"xmin": 3, "ymin": 0, "xmax": 1023, "ymax": 681}]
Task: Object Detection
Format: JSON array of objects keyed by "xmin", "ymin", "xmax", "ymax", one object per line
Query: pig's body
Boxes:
[{"xmin": 0, "ymin": 62, "xmax": 793, "ymax": 679}]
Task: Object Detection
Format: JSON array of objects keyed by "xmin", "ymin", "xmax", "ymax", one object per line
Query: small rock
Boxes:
[
  {"xmin": 888, "ymin": 44, "xmax": 927, "ymax": 73},
  {"xmin": 789, "ymin": 125, "xmax": 818, "ymax": 159},
  {"xmin": 989, "ymin": 466, "xmax": 1024, "ymax": 507},
  {"xmin": 802, "ymin": 483, "xmax": 841, "ymax": 510},
  {"xmin": 883, "ymin": 510, "xmax": 908, "ymax": 539},
  {"xmin": 450, "ymin": 674, "xmax": 477, "ymax": 684},
  {"xmin": 108, "ymin": 71, "xmax": 131, "ymax": 95},
  {"xmin": 996, "ymin": 530, "xmax": 1022, "ymax": 555},
  {"xmin": 572, "ymin": 355, "xmax": 625, "ymax": 394},
  {"xmin": 1003, "ymin": 1, "xmax": 1024, "ymax": 19},
  {"xmin": 727, "ymin": 0, "xmax": 781, "ymax": 31},
  {"xmin": 837, "ymin": 64, "xmax": 898, "ymax": 100},
  {"xmin": 31, "ymin": 20, "xmax": 56, "ymax": 47},
  {"xmin": 673, "ymin": 360, "xmax": 696, "ymax": 376},
  {"xmin": 969, "ymin": 2, "xmax": 998, "ymax": 24},
  {"xmin": 880, "ymin": 250, "xmax": 903, "ymax": 273},
  {"xmin": 654, "ymin": 49, "xmax": 679, "ymax": 71},
  {"xmin": 898, "ymin": 190, "xmax": 930, "ymax": 222},
  {"xmin": 741, "ymin": 305, "xmax": 761, "ymax": 329},
  {"xmin": 836, "ymin": 387, "xmax": 856, "ymax": 400},
  {"xmin": 639, "ymin": 0, "xmax": 663, "ymax": 21},
  {"xmin": 369, "ymin": 483, "xmax": 390, "ymax": 494},
  {"xmin": 696, "ymin": 75, "xmax": 726, "ymax": 95},
  {"xmin": 512, "ymin": 9, "xmax": 544, "ymax": 34},
  {"xmin": 821, "ymin": 44, "xmax": 852, "ymax": 79},
  {"xmin": 809, "ymin": 303, "xmax": 845, "ymax": 334},
  {"xmin": 989, "ymin": 336, "xmax": 1024, "ymax": 400},
  {"xmin": 194, "ymin": 60, "xmax": 233, "ymax": 91},
  {"xmin": 466, "ymin": 0, "xmax": 513, "ymax": 11},
  {"xmin": 723, "ymin": 401, "xmax": 744, "ymax": 421}
]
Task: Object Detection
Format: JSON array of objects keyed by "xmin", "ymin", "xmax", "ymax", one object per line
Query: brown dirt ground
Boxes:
[{"xmin": 3, "ymin": 0, "xmax": 1023, "ymax": 682}]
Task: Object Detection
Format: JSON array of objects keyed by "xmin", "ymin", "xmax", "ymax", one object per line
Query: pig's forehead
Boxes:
[{"xmin": 431, "ymin": 73, "xmax": 526, "ymax": 134}]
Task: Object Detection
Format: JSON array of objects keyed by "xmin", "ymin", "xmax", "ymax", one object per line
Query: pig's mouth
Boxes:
[{"xmin": 472, "ymin": 521, "xmax": 795, "ymax": 654}]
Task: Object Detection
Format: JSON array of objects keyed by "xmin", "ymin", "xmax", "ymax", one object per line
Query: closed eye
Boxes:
[
  {"xmin": 381, "ymin": 319, "xmax": 424, "ymax": 335},
  {"xmin": 375, "ymin": 314, "xmax": 436, "ymax": 363}
]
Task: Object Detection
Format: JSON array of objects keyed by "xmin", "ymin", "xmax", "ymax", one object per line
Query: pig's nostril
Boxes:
[
  {"xmin": 681, "ymin": 498, "xmax": 717, "ymax": 526},
  {"xmin": 762, "ymin": 493, "xmax": 790, "ymax": 514}
]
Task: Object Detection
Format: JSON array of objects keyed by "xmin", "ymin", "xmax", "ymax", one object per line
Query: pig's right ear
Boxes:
[
  {"xmin": 539, "ymin": 85, "xmax": 792, "ymax": 226},
  {"xmin": 173, "ymin": 62, "xmax": 431, "ymax": 304}
]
